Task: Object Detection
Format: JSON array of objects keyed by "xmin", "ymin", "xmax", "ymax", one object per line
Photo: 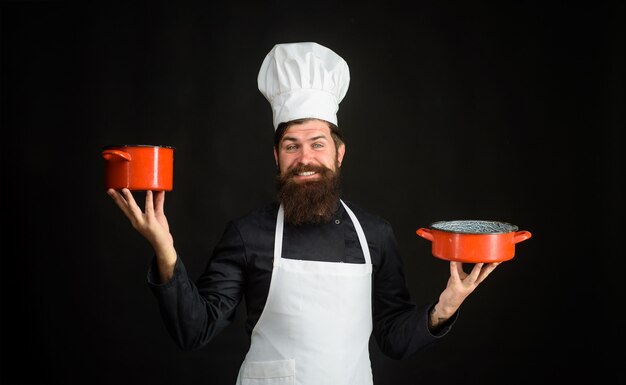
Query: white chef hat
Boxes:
[{"xmin": 257, "ymin": 42, "xmax": 350, "ymax": 130}]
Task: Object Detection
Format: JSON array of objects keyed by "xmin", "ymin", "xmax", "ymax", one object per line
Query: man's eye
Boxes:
[
  {"xmin": 312, "ymin": 143, "xmax": 324, "ymax": 149},
  {"xmin": 285, "ymin": 145, "xmax": 297, "ymax": 151}
]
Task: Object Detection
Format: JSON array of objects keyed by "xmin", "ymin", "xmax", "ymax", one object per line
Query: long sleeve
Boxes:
[
  {"xmin": 369, "ymin": 216, "xmax": 458, "ymax": 359},
  {"xmin": 147, "ymin": 222, "xmax": 247, "ymax": 351}
]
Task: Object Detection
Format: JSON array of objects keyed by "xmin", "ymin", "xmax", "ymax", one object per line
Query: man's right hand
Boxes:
[{"xmin": 107, "ymin": 188, "xmax": 177, "ymax": 282}]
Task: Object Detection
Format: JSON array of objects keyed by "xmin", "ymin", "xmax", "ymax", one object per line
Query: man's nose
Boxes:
[{"xmin": 297, "ymin": 146, "xmax": 315, "ymax": 164}]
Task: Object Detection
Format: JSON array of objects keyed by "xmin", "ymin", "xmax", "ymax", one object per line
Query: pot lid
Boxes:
[
  {"xmin": 431, "ymin": 220, "xmax": 518, "ymax": 234},
  {"xmin": 101, "ymin": 144, "xmax": 176, "ymax": 150}
]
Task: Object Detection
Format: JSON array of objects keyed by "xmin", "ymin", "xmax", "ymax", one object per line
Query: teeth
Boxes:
[{"xmin": 298, "ymin": 171, "xmax": 316, "ymax": 176}]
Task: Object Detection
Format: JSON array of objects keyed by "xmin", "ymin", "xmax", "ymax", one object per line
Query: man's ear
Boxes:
[
  {"xmin": 337, "ymin": 143, "xmax": 346, "ymax": 167},
  {"xmin": 273, "ymin": 147, "xmax": 278, "ymax": 167}
]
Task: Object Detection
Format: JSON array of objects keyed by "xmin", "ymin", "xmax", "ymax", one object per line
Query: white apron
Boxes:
[{"xmin": 235, "ymin": 200, "xmax": 374, "ymax": 385}]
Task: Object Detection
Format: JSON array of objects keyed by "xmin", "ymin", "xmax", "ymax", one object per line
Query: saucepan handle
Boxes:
[
  {"xmin": 102, "ymin": 149, "xmax": 131, "ymax": 161},
  {"xmin": 513, "ymin": 231, "xmax": 532, "ymax": 244},
  {"xmin": 416, "ymin": 228, "xmax": 434, "ymax": 241}
]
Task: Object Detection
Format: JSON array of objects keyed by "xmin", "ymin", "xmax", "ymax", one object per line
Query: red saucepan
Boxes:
[
  {"xmin": 102, "ymin": 144, "xmax": 175, "ymax": 191},
  {"xmin": 416, "ymin": 220, "xmax": 531, "ymax": 263}
]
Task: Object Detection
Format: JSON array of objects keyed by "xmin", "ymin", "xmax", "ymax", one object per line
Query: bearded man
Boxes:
[
  {"xmin": 274, "ymin": 118, "xmax": 344, "ymax": 226},
  {"xmin": 107, "ymin": 42, "xmax": 500, "ymax": 385}
]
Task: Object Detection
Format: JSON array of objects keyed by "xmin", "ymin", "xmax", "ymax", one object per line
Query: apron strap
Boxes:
[
  {"xmin": 274, "ymin": 203, "xmax": 285, "ymax": 267},
  {"xmin": 340, "ymin": 200, "xmax": 372, "ymax": 265}
]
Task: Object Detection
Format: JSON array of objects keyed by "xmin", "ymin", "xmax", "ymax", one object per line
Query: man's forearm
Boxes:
[{"xmin": 154, "ymin": 243, "xmax": 177, "ymax": 283}]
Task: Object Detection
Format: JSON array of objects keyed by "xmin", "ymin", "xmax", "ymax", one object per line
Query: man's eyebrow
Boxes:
[
  {"xmin": 281, "ymin": 136, "xmax": 298, "ymax": 142},
  {"xmin": 281, "ymin": 135, "xmax": 328, "ymax": 143}
]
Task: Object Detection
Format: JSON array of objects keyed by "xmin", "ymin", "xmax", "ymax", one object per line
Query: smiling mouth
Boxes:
[{"xmin": 286, "ymin": 164, "xmax": 327, "ymax": 181}]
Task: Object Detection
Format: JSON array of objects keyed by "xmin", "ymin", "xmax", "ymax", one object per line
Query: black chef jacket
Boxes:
[{"xmin": 147, "ymin": 200, "xmax": 457, "ymax": 360}]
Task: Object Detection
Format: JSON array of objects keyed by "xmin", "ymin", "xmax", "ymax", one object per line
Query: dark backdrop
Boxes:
[{"xmin": 1, "ymin": 1, "xmax": 623, "ymax": 384}]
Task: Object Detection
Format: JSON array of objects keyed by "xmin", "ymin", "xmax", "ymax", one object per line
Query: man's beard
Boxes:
[{"xmin": 276, "ymin": 163, "xmax": 341, "ymax": 226}]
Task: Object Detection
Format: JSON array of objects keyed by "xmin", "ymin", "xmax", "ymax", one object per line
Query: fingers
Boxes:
[
  {"xmin": 121, "ymin": 188, "xmax": 144, "ymax": 219},
  {"xmin": 145, "ymin": 190, "xmax": 154, "ymax": 216},
  {"xmin": 450, "ymin": 261, "xmax": 462, "ymax": 280},
  {"xmin": 154, "ymin": 191, "xmax": 166, "ymax": 214},
  {"xmin": 107, "ymin": 188, "xmax": 145, "ymax": 224},
  {"xmin": 451, "ymin": 261, "xmax": 499, "ymax": 286},
  {"xmin": 120, "ymin": 188, "xmax": 137, "ymax": 206},
  {"xmin": 146, "ymin": 190, "xmax": 167, "ymax": 216},
  {"xmin": 468, "ymin": 263, "xmax": 485, "ymax": 281},
  {"xmin": 475, "ymin": 262, "xmax": 500, "ymax": 285},
  {"xmin": 107, "ymin": 188, "xmax": 132, "ymax": 217}
]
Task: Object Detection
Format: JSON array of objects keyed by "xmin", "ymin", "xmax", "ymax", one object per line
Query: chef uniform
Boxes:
[
  {"xmin": 236, "ymin": 201, "xmax": 373, "ymax": 384},
  {"xmin": 147, "ymin": 42, "xmax": 457, "ymax": 385},
  {"xmin": 238, "ymin": 42, "xmax": 370, "ymax": 385}
]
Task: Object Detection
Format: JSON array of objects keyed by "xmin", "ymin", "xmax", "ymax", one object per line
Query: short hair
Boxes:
[{"xmin": 274, "ymin": 118, "xmax": 345, "ymax": 151}]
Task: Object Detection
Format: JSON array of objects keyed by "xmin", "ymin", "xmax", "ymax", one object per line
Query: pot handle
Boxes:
[
  {"xmin": 513, "ymin": 231, "xmax": 532, "ymax": 244},
  {"xmin": 416, "ymin": 228, "xmax": 434, "ymax": 241},
  {"xmin": 102, "ymin": 149, "xmax": 132, "ymax": 161}
]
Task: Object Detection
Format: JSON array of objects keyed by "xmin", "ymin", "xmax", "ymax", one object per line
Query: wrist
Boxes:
[
  {"xmin": 432, "ymin": 303, "xmax": 455, "ymax": 320},
  {"xmin": 428, "ymin": 303, "xmax": 455, "ymax": 331}
]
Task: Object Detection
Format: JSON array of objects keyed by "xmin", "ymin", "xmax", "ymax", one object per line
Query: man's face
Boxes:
[
  {"xmin": 274, "ymin": 120, "xmax": 346, "ymax": 225},
  {"xmin": 274, "ymin": 119, "xmax": 345, "ymax": 180}
]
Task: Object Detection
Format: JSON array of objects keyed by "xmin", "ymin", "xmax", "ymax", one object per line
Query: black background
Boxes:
[{"xmin": 1, "ymin": 1, "xmax": 623, "ymax": 384}]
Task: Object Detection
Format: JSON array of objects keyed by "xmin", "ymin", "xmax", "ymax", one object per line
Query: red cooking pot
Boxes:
[
  {"xmin": 102, "ymin": 144, "xmax": 175, "ymax": 191},
  {"xmin": 416, "ymin": 220, "xmax": 531, "ymax": 263}
]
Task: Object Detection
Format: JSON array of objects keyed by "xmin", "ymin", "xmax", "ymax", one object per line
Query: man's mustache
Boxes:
[{"xmin": 286, "ymin": 164, "xmax": 331, "ymax": 177}]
